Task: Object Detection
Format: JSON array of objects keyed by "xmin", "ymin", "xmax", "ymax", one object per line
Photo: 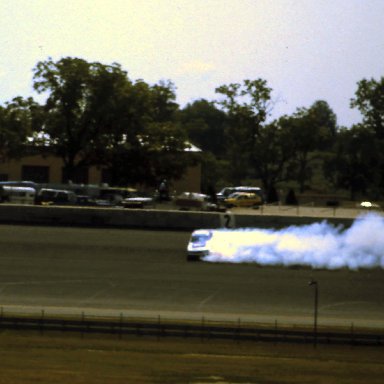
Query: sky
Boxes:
[{"xmin": 1, "ymin": 0, "xmax": 384, "ymax": 127}]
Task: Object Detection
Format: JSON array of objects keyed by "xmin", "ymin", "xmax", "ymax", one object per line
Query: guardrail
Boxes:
[
  {"xmin": 0, "ymin": 204, "xmax": 358, "ymax": 230},
  {"xmin": 0, "ymin": 312, "xmax": 382, "ymax": 347}
]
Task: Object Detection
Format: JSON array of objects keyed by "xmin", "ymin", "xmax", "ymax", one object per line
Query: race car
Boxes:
[{"xmin": 187, "ymin": 229, "xmax": 213, "ymax": 261}]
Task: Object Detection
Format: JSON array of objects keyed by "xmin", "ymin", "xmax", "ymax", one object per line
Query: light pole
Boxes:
[{"xmin": 308, "ymin": 279, "xmax": 318, "ymax": 348}]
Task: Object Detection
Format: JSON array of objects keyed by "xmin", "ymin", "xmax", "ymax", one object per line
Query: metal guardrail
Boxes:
[{"xmin": 0, "ymin": 313, "xmax": 382, "ymax": 347}]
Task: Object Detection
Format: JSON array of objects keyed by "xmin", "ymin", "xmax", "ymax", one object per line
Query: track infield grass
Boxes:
[{"xmin": 0, "ymin": 330, "xmax": 383, "ymax": 383}]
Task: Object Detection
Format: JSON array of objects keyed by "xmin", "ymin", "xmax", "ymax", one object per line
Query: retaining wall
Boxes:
[{"xmin": 0, "ymin": 204, "xmax": 355, "ymax": 230}]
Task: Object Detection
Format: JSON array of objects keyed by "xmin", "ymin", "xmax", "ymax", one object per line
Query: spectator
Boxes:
[
  {"xmin": 285, "ymin": 189, "xmax": 298, "ymax": 205},
  {"xmin": 159, "ymin": 179, "xmax": 169, "ymax": 201}
]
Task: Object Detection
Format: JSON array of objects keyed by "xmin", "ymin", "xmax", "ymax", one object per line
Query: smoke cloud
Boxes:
[{"xmin": 204, "ymin": 213, "xmax": 384, "ymax": 269}]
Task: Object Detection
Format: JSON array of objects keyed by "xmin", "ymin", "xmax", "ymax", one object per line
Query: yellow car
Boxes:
[{"xmin": 224, "ymin": 192, "xmax": 262, "ymax": 208}]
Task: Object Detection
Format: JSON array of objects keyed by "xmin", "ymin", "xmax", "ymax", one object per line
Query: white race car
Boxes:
[{"xmin": 187, "ymin": 229, "xmax": 213, "ymax": 261}]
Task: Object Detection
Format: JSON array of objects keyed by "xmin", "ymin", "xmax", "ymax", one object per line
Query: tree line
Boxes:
[{"xmin": 0, "ymin": 57, "xmax": 383, "ymax": 201}]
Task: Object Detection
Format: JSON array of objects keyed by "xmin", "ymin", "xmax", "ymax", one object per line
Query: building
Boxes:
[{"xmin": 0, "ymin": 145, "xmax": 202, "ymax": 194}]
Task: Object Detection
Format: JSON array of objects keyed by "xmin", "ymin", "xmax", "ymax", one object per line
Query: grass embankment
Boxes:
[{"xmin": 0, "ymin": 330, "xmax": 383, "ymax": 383}]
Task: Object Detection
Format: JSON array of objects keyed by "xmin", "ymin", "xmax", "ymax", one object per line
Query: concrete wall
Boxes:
[{"xmin": 0, "ymin": 205, "xmax": 354, "ymax": 230}]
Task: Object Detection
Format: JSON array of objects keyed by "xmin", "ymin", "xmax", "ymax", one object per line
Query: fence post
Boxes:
[
  {"xmin": 81, "ymin": 311, "xmax": 85, "ymax": 339},
  {"xmin": 157, "ymin": 315, "xmax": 161, "ymax": 340},
  {"xmin": 234, "ymin": 318, "xmax": 241, "ymax": 342},
  {"xmin": 40, "ymin": 309, "xmax": 45, "ymax": 335},
  {"xmin": 274, "ymin": 319, "xmax": 278, "ymax": 344},
  {"xmin": 119, "ymin": 313, "xmax": 123, "ymax": 339},
  {"xmin": 350, "ymin": 322, "xmax": 354, "ymax": 346}
]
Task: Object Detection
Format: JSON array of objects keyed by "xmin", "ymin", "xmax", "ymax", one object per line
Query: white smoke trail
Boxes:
[{"xmin": 204, "ymin": 213, "xmax": 384, "ymax": 269}]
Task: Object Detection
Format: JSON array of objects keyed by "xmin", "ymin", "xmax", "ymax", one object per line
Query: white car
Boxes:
[{"xmin": 187, "ymin": 229, "xmax": 213, "ymax": 261}]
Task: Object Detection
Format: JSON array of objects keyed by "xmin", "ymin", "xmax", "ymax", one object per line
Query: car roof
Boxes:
[
  {"xmin": 235, "ymin": 186, "xmax": 261, "ymax": 189},
  {"xmin": 192, "ymin": 229, "xmax": 212, "ymax": 236}
]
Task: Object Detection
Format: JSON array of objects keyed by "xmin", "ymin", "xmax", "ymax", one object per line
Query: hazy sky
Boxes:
[{"xmin": 1, "ymin": 0, "xmax": 384, "ymax": 127}]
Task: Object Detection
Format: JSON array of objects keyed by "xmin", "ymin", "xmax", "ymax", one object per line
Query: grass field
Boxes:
[{"xmin": 0, "ymin": 330, "xmax": 383, "ymax": 383}]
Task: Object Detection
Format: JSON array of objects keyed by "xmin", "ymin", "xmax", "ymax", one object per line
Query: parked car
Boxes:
[
  {"xmin": 175, "ymin": 192, "xmax": 227, "ymax": 211},
  {"xmin": 121, "ymin": 193, "xmax": 155, "ymax": 209},
  {"xmin": 75, "ymin": 195, "xmax": 115, "ymax": 207},
  {"xmin": 216, "ymin": 187, "xmax": 236, "ymax": 202},
  {"xmin": 358, "ymin": 201, "xmax": 381, "ymax": 209},
  {"xmin": 0, "ymin": 186, "xmax": 36, "ymax": 205},
  {"xmin": 217, "ymin": 186, "xmax": 264, "ymax": 204},
  {"xmin": 224, "ymin": 192, "xmax": 262, "ymax": 208},
  {"xmin": 35, "ymin": 188, "xmax": 77, "ymax": 205},
  {"xmin": 187, "ymin": 229, "xmax": 213, "ymax": 261},
  {"xmin": 99, "ymin": 187, "xmax": 137, "ymax": 205},
  {"xmin": 174, "ymin": 192, "xmax": 210, "ymax": 211}
]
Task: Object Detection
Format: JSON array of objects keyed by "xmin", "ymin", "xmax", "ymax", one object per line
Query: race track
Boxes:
[{"xmin": 0, "ymin": 225, "xmax": 383, "ymax": 328}]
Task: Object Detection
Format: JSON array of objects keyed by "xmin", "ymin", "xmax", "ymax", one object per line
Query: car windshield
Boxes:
[
  {"xmin": 191, "ymin": 234, "xmax": 209, "ymax": 243},
  {"xmin": 218, "ymin": 188, "xmax": 235, "ymax": 197},
  {"xmin": 191, "ymin": 231, "xmax": 212, "ymax": 243}
]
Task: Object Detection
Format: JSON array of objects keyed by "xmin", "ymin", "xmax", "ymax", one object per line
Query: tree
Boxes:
[
  {"xmin": 324, "ymin": 125, "xmax": 379, "ymax": 200},
  {"xmin": 177, "ymin": 99, "xmax": 228, "ymax": 157},
  {"xmin": 0, "ymin": 97, "xmax": 42, "ymax": 163},
  {"xmin": 215, "ymin": 79, "xmax": 273, "ymax": 185},
  {"xmin": 149, "ymin": 80, "xmax": 179, "ymax": 122},
  {"xmin": 280, "ymin": 100, "xmax": 337, "ymax": 192},
  {"xmin": 351, "ymin": 77, "xmax": 384, "ymax": 139},
  {"xmin": 32, "ymin": 57, "xmax": 134, "ymax": 182},
  {"xmin": 104, "ymin": 79, "xmax": 190, "ymax": 187},
  {"xmin": 105, "ymin": 121, "xmax": 191, "ymax": 188},
  {"xmin": 350, "ymin": 77, "xmax": 384, "ymax": 196},
  {"xmin": 248, "ymin": 120, "xmax": 296, "ymax": 197},
  {"xmin": 141, "ymin": 121, "xmax": 191, "ymax": 186}
]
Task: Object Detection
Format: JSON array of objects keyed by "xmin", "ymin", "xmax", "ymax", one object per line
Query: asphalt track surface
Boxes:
[{"xmin": 0, "ymin": 224, "xmax": 383, "ymax": 329}]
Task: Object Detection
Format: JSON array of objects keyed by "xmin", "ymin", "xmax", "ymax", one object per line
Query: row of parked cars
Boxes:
[
  {"xmin": 0, "ymin": 182, "xmax": 155, "ymax": 208},
  {"xmin": 173, "ymin": 186, "xmax": 264, "ymax": 211},
  {"xmin": 0, "ymin": 181, "xmax": 264, "ymax": 211}
]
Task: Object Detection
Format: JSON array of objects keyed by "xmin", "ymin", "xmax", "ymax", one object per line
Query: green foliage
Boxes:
[
  {"xmin": 149, "ymin": 80, "xmax": 179, "ymax": 122},
  {"xmin": 199, "ymin": 152, "xmax": 228, "ymax": 193},
  {"xmin": 139, "ymin": 121, "xmax": 191, "ymax": 186},
  {"xmin": 351, "ymin": 77, "xmax": 384, "ymax": 139},
  {"xmin": 0, "ymin": 97, "xmax": 41, "ymax": 161},
  {"xmin": 32, "ymin": 57, "xmax": 133, "ymax": 178},
  {"xmin": 323, "ymin": 125, "xmax": 379, "ymax": 200},
  {"xmin": 249, "ymin": 120, "xmax": 296, "ymax": 193},
  {"xmin": 30, "ymin": 57, "xmax": 188, "ymax": 185},
  {"xmin": 215, "ymin": 79, "xmax": 273, "ymax": 185},
  {"xmin": 279, "ymin": 100, "xmax": 337, "ymax": 192},
  {"xmin": 177, "ymin": 99, "xmax": 228, "ymax": 157}
]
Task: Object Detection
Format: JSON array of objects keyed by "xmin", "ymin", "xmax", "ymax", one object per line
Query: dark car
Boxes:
[{"xmin": 35, "ymin": 188, "xmax": 77, "ymax": 205}]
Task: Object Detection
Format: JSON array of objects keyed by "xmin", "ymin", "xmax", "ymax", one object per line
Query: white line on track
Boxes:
[
  {"xmin": 76, "ymin": 280, "xmax": 117, "ymax": 306},
  {"xmin": 197, "ymin": 288, "xmax": 222, "ymax": 311}
]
